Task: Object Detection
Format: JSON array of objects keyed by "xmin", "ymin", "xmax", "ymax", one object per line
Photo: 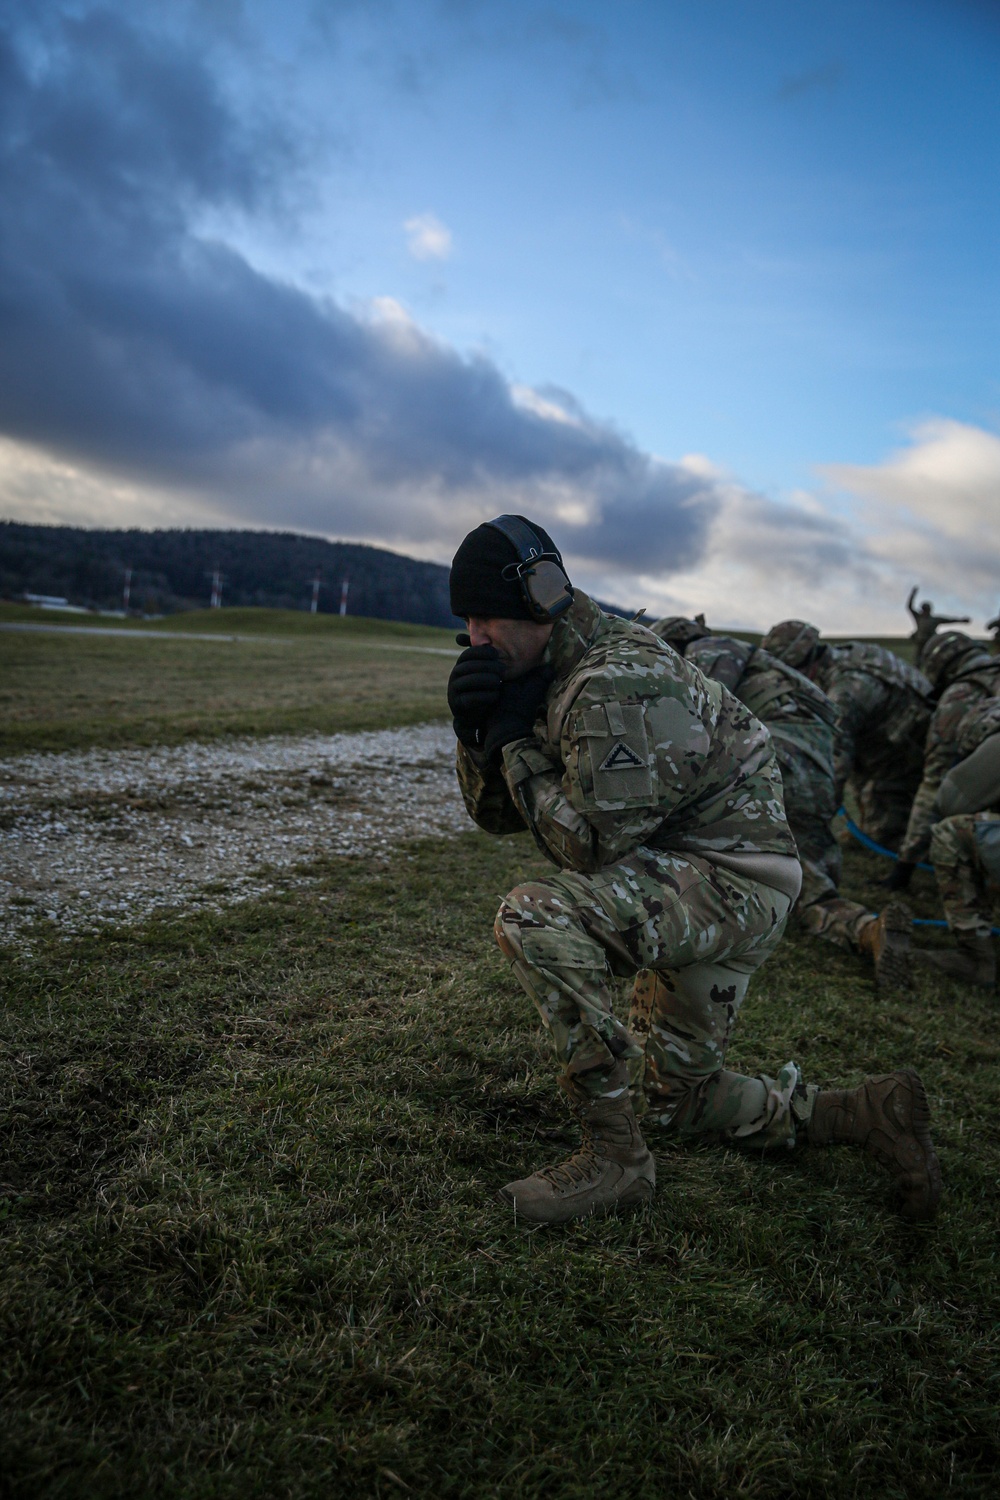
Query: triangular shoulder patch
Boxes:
[{"xmin": 598, "ymin": 740, "xmax": 645, "ymax": 772}]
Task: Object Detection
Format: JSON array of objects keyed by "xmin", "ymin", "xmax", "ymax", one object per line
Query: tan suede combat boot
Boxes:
[
  {"xmin": 807, "ymin": 1069, "xmax": 942, "ymax": 1220},
  {"xmin": 857, "ymin": 900, "xmax": 913, "ymax": 991},
  {"xmin": 911, "ymin": 935, "xmax": 995, "ymax": 989},
  {"xmin": 499, "ymin": 1070, "xmax": 655, "ymax": 1225}
]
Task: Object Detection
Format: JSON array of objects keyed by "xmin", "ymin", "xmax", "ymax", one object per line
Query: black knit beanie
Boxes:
[{"xmin": 449, "ymin": 517, "xmax": 567, "ymax": 620}]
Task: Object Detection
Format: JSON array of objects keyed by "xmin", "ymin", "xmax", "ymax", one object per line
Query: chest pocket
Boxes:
[{"xmin": 576, "ymin": 701, "xmax": 654, "ymax": 808}]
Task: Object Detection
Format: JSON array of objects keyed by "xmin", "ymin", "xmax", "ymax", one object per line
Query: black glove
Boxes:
[
  {"xmin": 884, "ymin": 860, "xmax": 915, "ymax": 891},
  {"xmin": 482, "ymin": 666, "xmax": 552, "ymax": 762},
  {"xmin": 448, "ymin": 635, "xmax": 505, "ymax": 749}
]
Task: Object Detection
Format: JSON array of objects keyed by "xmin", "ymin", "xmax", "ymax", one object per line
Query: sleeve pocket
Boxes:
[{"xmin": 573, "ymin": 701, "xmax": 655, "ymax": 808}]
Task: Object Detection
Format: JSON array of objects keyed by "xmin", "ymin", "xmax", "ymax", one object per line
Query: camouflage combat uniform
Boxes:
[
  {"xmin": 681, "ymin": 635, "xmax": 876, "ymax": 948},
  {"xmin": 899, "ymin": 647, "xmax": 1000, "ymax": 866},
  {"xmin": 457, "ymin": 590, "xmax": 807, "ymax": 1145},
  {"xmin": 816, "ymin": 644, "xmax": 932, "ymax": 849},
  {"xmin": 893, "ymin": 642, "xmax": 1000, "ymax": 936},
  {"xmin": 930, "ymin": 811, "xmax": 1000, "ymax": 942},
  {"xmin": 763, "ymin": 628, "xmax": 932, "ymax": 852}
]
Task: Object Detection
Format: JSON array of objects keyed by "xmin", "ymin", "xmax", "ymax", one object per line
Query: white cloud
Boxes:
[
  {"xmin": 821, "ymin": 418, "xmax": 1000, "ymax": 614},
  {"xmin": 595, "ymin": 419, "xmax": 1000, "ymax": 636},
  {"xmin": 0, "ymin": 438, "xmax": 233, "ymax": 530},
  {"xmin": 403, "ymin": 212, "xmax": 453, "ymax": 261},
  {"xmin": 510, "ymin": 385, "xmax": 584, "ymax": 427}
]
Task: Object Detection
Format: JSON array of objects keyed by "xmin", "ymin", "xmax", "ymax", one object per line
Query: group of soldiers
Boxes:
[
  {"xmin": 443, "ymin": 516, "xmax": 998, "ymax": 1228},
  {"xmin": 650, "ymin": 602, "xmax": 1000, "ymax": 994}
]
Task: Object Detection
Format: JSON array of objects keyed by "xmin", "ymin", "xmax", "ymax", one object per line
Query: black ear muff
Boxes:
[{"xmin": 487, "ymin": 514, "xmax": 574, "ymax": 622}]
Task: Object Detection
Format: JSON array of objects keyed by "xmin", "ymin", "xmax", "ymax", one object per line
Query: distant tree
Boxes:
[{"xmin": 0, "ymin": 523, "xmax": 462, "ymax": 628}]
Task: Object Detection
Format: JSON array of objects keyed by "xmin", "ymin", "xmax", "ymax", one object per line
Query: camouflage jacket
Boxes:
[
  {"xmin": 455, "ymin": 591, "xmax": 795, "ymax": 873},
  {"xmin": 812, "ymin": 642, "xmax": 931, "ymax": 798},
  {"xmin": 899, "ymin": 656, "xmax": 1000, "ymax": 862},
  {"xmin": 686, "ymin": 636, "xmax": 837, "ymax": 785}
]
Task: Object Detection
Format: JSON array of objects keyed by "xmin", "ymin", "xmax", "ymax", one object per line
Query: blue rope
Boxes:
[
  {"xmin": 913, "ymin": 917, "xmax": 1000, "ymax": 935},
  {"xmin": 835, "ymin": 807, "xmax": 934, "ymax": 873}
]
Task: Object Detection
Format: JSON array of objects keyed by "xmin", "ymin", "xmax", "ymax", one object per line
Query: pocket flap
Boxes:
[{"xmin": 521, "ymin": 925, "xmax": 601, "ymax": 970}]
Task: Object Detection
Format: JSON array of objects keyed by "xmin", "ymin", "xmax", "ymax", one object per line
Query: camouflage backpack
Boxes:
[
  {"xmin": 688, "ymin": 636, "xmax": 837, "ymax": 779},
  {"xmin": 828, "ymin": 640, "xmax": 931, "ymax": 700}
]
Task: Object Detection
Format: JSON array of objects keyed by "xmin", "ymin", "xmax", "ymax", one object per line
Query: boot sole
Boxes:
[{"xmin": 883, "ymin": 1068, "xmax": 943, "ymax": 1222}]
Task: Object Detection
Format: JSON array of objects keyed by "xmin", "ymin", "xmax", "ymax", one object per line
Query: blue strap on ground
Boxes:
[
  {"xmin": 835, "ymin": 807, "xmax": 934, "ymax": 873},
  {"xmin": 912, "ymin": 917, "xmax": 1000, "ymax": 935}
]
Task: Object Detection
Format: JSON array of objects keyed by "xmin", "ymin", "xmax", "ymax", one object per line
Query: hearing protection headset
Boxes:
[{"xmin": 486, "ymin": 514, "xmax": 574, "ymax": 623}]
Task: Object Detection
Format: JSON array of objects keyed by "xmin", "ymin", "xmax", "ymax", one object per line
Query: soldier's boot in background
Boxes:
[
  {"xmin": 806, "ymin": 1069, "xmax": 942, "ymax": 1221},
  {"xmin": 857, "ymin": 899, "xmax": 913, "ymax": 991},
  {"xmin": 911, "ymin": 934, "xmax": 995, "ymax": 989},
  {"xmin": 499, "ymin": 1065, "xmax": 655, "ymax": 1225}
]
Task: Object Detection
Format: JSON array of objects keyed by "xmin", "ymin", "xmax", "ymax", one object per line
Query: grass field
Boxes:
[
  {"xmin": 2, "ymin": 616, "xmax": 999, "ymax": 1497},
  {"xmin": 0, "ymin": 607, "xmax": 456, "ymax": 754}
]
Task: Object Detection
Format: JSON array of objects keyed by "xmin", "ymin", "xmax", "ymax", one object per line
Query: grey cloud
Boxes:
[
  {"xmin": 718, "ymin": 490, "xmax": 873, "ymax": 587},
  {"xmin": 0, "ymin": 2, "xmax": 718, "ymax": 570}
]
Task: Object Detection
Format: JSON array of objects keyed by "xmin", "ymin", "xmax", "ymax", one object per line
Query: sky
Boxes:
[{"xmin": 0, "ymin": 0, "xmax": 998, "ymax": 630}]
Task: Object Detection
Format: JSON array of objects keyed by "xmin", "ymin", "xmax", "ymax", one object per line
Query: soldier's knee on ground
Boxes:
[{"xmin": 493, "ymin": 901, "xmax": 519, "ymax": 963}]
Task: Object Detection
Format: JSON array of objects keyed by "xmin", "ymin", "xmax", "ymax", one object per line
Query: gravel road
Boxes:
[{"xmin": 1, "ymin": 723, "xmax": 471, "ymax": 947}]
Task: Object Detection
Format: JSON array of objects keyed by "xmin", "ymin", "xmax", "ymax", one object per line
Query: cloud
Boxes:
[
  {"xmin": 404, "ymin": 211, "xmax": 453, "ymax": 261},
  {"xmin": 821, "ymin": 418, "xmax": 1000, "ymax": 605},
  {"xmin": 0, "ymin": 3, "xmax": 721, "ymax": 581},
  {"xmin": 591, "ymin": 464, "xmax": 883, "ymax": 632},
  {"xmin": 616, "ymin": 424, "xmax": 1000, "ymax": 635}
]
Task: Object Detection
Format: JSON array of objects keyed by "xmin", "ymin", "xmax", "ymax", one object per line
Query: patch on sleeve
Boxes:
[
  {"xmin": 577, "ymin": 701, "xmax": 654, "ymax": 806},
  {"xmin": 599, "ymin": 741, "xmax": 645, "ymax": 772}
]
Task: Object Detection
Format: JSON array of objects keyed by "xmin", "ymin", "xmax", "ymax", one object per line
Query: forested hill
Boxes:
[{"xmin": 0, "ymin": 523, "xmax": 459, "ymax": 626}]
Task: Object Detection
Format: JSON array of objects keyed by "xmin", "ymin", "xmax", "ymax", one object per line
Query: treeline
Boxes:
[{"xmin": 0, "ymin": 523, "xmax": 460, "ymax": 627}]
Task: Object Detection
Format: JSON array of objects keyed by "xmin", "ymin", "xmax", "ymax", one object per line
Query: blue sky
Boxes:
[{"xmin": 1, "ymin": 0, "xmax": 998, "ymax": 629}]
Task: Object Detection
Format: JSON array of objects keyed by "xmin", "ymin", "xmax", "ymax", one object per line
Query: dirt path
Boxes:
[{"xmin": 0, "ymin": 723, "xmax": 470, "ymax": 947}]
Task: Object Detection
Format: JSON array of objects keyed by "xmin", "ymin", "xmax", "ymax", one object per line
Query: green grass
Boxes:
[
  {"xmin": 1, "ymin": 832, "xmax": 998, "ymax": 1498},
  {"xmin": 0, "ymin": 608, "xmax": 456, "ymax": 754}
]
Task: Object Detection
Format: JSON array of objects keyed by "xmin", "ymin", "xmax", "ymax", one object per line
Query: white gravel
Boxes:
[{"xmin": 0, "ymin": 723, "xmax": 472, "ymax": 948}]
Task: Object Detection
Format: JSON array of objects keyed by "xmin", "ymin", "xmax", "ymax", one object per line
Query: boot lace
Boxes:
[{"xmin": 535, "ymin": 1134, "xmax": 604, "ymax": 1190}]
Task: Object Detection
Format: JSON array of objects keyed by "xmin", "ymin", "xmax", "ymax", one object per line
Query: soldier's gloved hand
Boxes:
[
  {"xmin": 884, "ymin": 860, "xmax": 915, "ymax": 891},
  {"xmin": 483, "ymin": 666, "xmax": 552, "ymax": 763},
  {"xmin": 448, "ymin": 635, "xmax": 505, "ymax": 749}
]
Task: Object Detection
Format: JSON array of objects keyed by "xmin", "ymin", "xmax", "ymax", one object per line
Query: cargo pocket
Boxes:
[{"xmin": 520, "ymin": 924, "xmax": 604, "ymax": 973}]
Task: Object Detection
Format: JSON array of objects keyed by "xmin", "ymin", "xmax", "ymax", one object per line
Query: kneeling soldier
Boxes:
[
  {"xmin": 448, "ymin": 517, "xmax": 942, "ymax": 1225},
  {"xmin": 910, "ymin": 698, "xmax": 1000, "ymax": 988}
]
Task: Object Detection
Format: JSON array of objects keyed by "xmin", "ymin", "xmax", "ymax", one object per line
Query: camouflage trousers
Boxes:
[
  {"xmin": 494, "ymin": 847, "xmax": 799, "ymax": 1146},
  {"xmin": 780, "ymin": 747, "xmax": 875, "ymax": 950},
  {"xmin": 851, "ymin": 768, "xmax": 921, "ymax": 853},
  {"xmin": 930, "ymin": 813, "xmax": 1000, "ymax": 940},
  {"xmin": 797, "ymin": 892, "xmax": 875, "ymax": 950}
]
